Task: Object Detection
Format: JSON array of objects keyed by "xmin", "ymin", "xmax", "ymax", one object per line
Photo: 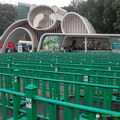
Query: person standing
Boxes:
[
  {"xmin": 34, "ymin": 47, "xmax": 37, "ymax": 52},
  {"xmin": 60, "ymin": 46, "xmax": 64, "ymax": 52}
]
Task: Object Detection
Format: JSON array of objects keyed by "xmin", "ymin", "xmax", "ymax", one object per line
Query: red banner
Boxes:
[
  {"xmin": 8, "ymin": 42, "xmax": 14, "ymax": 48},
  {"xmin": 0, "ymin": 45, "xmax": 3, "ymax": 48}
]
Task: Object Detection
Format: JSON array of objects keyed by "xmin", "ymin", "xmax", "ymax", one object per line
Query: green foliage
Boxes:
[
  {"xmin": 0, "ymin": 4, "xmax": 17, "ymax": 36},
  {"xmin": 63, "ymin": 0, "xmax": 120, "ymax": 34},
  {"xmin": 42, "ymin": 36, "xmax": 61, "ymax": 50},
  {"xmin": 112, "ymin": 1, "xmax": 120, "ymax": 32}
]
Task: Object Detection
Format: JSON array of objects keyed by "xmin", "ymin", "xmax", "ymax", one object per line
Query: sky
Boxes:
[{"xmin": 0, "ymin": 0, "xmax": 72, "ymax": 7}]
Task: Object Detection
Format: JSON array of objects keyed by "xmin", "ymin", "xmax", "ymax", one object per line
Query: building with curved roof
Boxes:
[{"xmin": 2, "ymin": 4, "xmax": 119, "ymax": 53}]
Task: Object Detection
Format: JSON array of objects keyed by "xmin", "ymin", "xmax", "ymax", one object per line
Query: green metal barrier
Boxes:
[
  {"xmin": 0, "ymin": 67, "xmax": 119, "ymax": 118},
  {"xmin": 0, "ymin": 67, "xmax": 120, "ymax": 87},
  {"xmin": 0, "ymin": 52, "xmax": 120, "ymax": 119},
  {"xmin": 0, "ymin": 84, "xmax": 120, "ymax": 120},
  {"xmin": 8, "ymin": 52, "xmax": 120, "ymax": 64},
  {"xmin": 1, "ymin": 70, "xmax": 119, "ymax": 110},
  {"xmin": 18, "ymin": 68, "xmax": 120, "ymax": 86},
  {"xmin": 12, "ymin": 62, "xmax": 120, "ymax": 70},
  {"xmin": 0, "ymin": 69, "xmax": 120, "ymax": 109},
  {"xmin": 1, "ymin": 52, "xmax": 120, "ymax": 67},
  {"xmin": 12, "ymin": 63, "xmax": 120, "ymax": 77}
]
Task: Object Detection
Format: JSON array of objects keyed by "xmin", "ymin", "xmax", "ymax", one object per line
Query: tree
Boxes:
[
  {"xmin": 63, "ymin": 0, "xmax": 85, "ymax": 12},
  {"xmin": 112, "ymin": 1, "xmax": 120, "ymax": 33},
  {"xmin": 63, "ymin": 0, "xmax": 120, "ymax": 33},
  {"xmin": 0, "ymin": 4, "xmax": 17, "ymax": 36}
]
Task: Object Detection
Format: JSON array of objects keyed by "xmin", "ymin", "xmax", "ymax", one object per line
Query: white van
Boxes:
[{"xmin": 17, "ymin": 41, "xmax": 32, "ymax": 52}]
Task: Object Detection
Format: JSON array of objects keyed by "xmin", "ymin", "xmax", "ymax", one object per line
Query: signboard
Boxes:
[
  {"xmin": 111, "ymin": 37, "xmax": 120, "ymax": 49},
  {"xmin": 18, "ymin": 45, "xmax": 23, "ymax": 53},
  {"xmin": 0, "ymin": 45, "xmax": 3, "ymax": 49},
  {"xmin": 8, "ymin": 42, "xmax": 14, "ymax": 48},
  {"xmin": 112, "ymin": 42, "xmax": 120, "ymax": 49},
  {"xmin": 26, "ymin": 98, "xmax": 32, "ymax": 108}
]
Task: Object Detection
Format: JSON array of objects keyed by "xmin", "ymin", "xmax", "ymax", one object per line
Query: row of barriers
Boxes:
[
  {"xmin": 1, "ymin": 84, "xmax": 120, "ymax": 120},
  {"xmin": 0, "ymin": 52, "xmax": 120, "ymax": 64},
  {"xmin": 0, "ymin": 66, "xmax": 120, "ymax": 87},
  {"xmin": 0, "ymin": 52, "xmax": 120, "ymax": 119}
]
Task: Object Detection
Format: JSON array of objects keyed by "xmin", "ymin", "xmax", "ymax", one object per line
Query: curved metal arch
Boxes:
[
  {"xmin": 0, "ymin": 19, "xmax": 28, "ymax": 44},
  {"xmin": 1, "ymin": 27, "xmax": 38, "ymax": 52},
  {"xmin": 61, "ymin": 12, "xmax": 96, "ymax": 34}
]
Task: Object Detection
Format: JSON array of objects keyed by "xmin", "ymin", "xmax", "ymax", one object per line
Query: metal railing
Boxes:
[{"xmin": 0, "ymin": 84, "xmax": 120, "ymax": 120}]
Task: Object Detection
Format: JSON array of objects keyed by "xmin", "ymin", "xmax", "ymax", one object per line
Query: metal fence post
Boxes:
[
  {"xmin": 108, "ymin": 62, "xmax": 112, "ymax": 70},
  {"xmin": 25, "ymin": 84, "xmax": 38, "ymax": 120},
  {"xmin": 13, "ymin": 69, "xmax": 20, "ymax": 92},
  {"xmin": 84, "ymin": 69, "xmax": 90, "ymax": 82},
  {"xmin": 11, "ymin": 69, "xmax": 22, "ymax": 120},
  {"xmin": 7, "ymin": 59, "xmax": 11, "ymax": 67},
  {"xmin": 82, "ymin": 69, "xmax": 91, "ymax": 119}
]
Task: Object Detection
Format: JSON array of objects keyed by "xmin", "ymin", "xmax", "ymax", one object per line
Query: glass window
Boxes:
[
  {"xmin": 63, "ymin": 37, "xmax": 85, "ymax": 51},
  {"xmin": 110, "ymin": 36, "xmax": 120, "ymax": 49},
  {"xmin": 41, "ymin": 35, "xmax": 64, "ymax": 50},
  {"xmin": 87, "ymin": 38, "xmax": 111, "ymax": 50}
]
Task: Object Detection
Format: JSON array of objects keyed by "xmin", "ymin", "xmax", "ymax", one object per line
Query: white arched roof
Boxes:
[
  {"xmin": 61, "ymin": 12, "xmax": 96, "ymax": 34},
  {"xmin": 1, "ymin": 27, "xmax": 38, "ymax": 52}
]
